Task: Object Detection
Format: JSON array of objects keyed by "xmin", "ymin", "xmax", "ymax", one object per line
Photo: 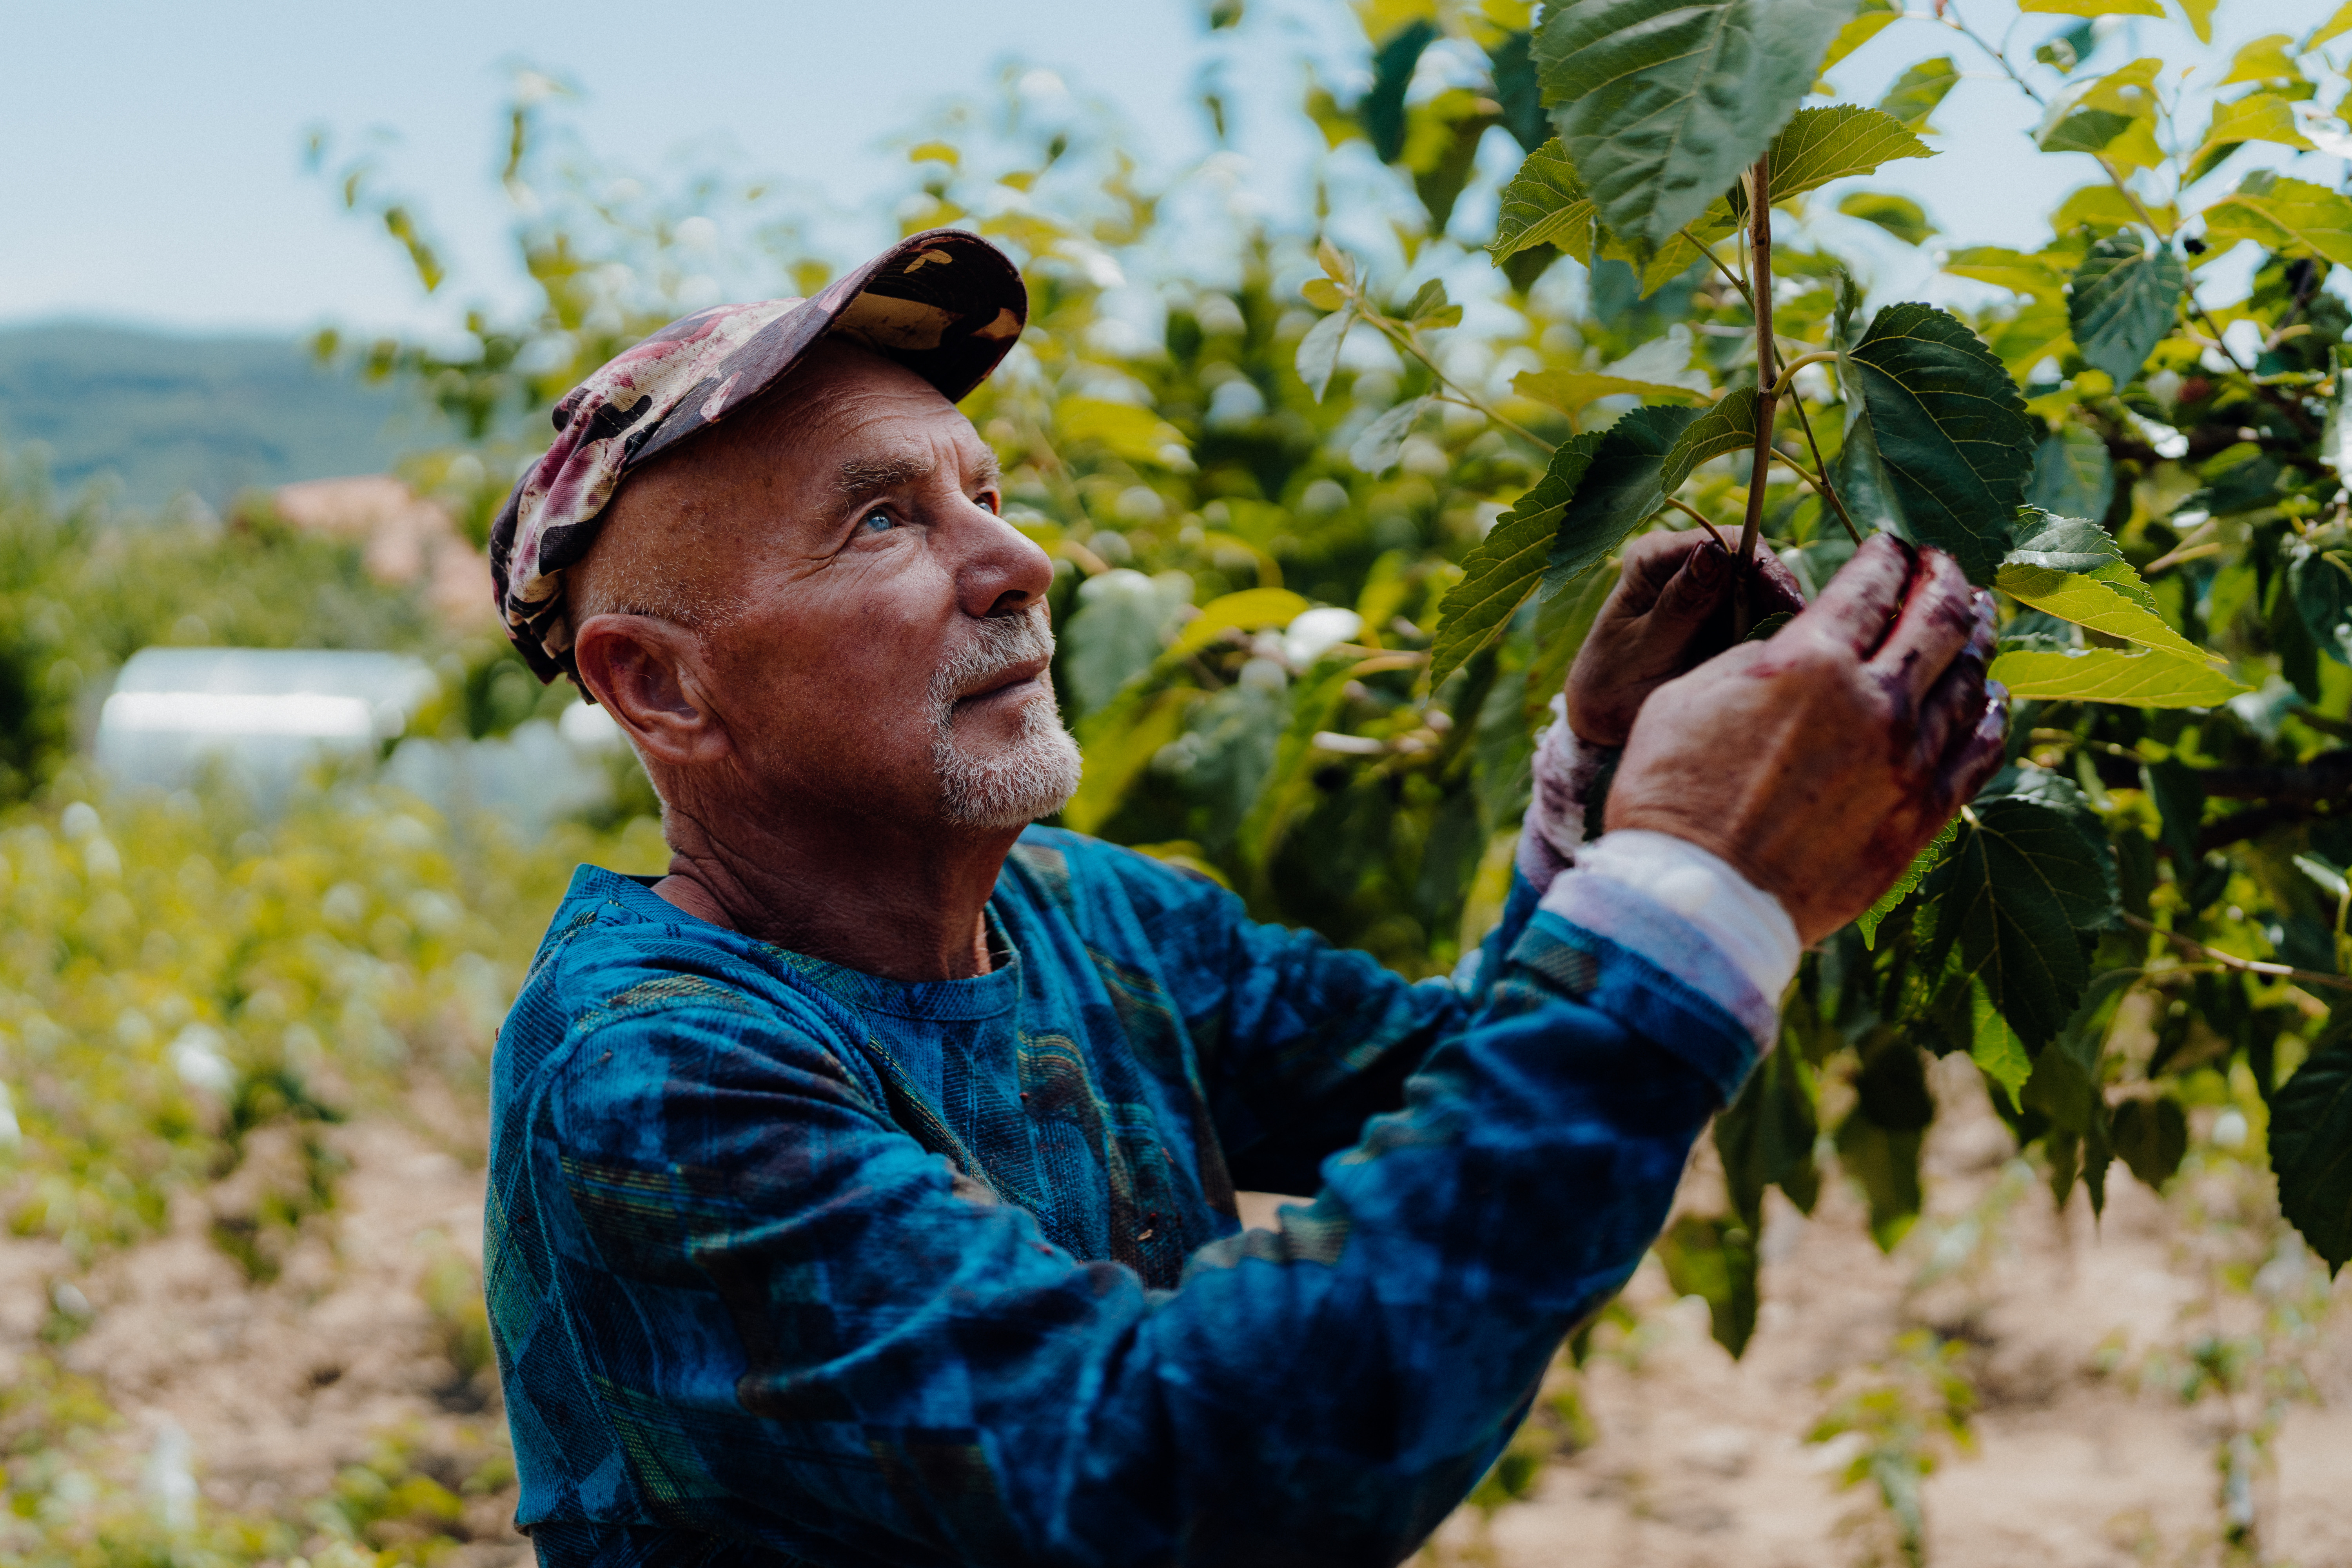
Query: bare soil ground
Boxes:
[{"xmin": 5, "ymin": 1055, "xmax": 2347, "ymax": 1568}]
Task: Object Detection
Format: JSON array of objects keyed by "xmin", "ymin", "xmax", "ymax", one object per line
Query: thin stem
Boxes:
[
  {"xmin": 1785, "ymin": 397, "xmax": 1864, "ymax": 544},
  {"xmin": 1770, "ymin": 350, "xmax": 1841, "ymax": 399},
  {"xmin": 1661, "ymin": 495, "xmax": 1733, "ymax": 548},
  {"xmin": 1684, "ymin": 226, "xmax": 1753, "ymax": 307},
  {"xmin": 1739, "ymin": 152, "xmax": 1777, "ymax": 572},
  {"xmin": 1359, "ymin": 312, "xmax": 1548, "ymax": 448},
  {"xmin": 2123, "ymin": 912, "xmax": 2352, "ymax": 995}
]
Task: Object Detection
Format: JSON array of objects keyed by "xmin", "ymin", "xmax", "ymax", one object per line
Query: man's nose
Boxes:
[{"xmin": 953, "ymin": 496, "xmax": 1056, "ymax": 618}]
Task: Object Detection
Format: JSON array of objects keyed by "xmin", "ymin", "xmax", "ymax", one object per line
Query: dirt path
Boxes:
[{"xmin": 5, "ymin": 1058, "xmax": 2347, "ymax": 1567}]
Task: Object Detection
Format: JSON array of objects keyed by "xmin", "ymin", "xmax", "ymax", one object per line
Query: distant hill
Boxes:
[{"xmin": 0, "ymin": 322, "xmax": 443, "ymax": 510}]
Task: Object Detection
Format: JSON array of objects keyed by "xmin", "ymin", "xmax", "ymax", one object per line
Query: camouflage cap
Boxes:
[{"xmin": 488, "ymin": 227, "xmax": 1027, "ymax": 682}]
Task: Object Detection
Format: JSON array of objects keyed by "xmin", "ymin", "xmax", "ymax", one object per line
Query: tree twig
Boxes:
[
  {"xmin": 1738, "ymin": 152, "xmax": 1777, "ymax": 585},
  {"xmin": 1684, "ymin": 227, "xmax": 1753, "ymax": 307},
  {"xmin": 1660, "ymin": 494, "xmax": 1734, "ymax": 548},
  {"xmin": 2124, "ymin": 912, "xmax": 2352, "ymax": 995},
  {"xmin": 1785, "ymin": 394, "xmax": 1862, "ymax": 544},
  {"xmin": 1357, "ymin": 312, "xmax": 1549, "ymax": 448}
]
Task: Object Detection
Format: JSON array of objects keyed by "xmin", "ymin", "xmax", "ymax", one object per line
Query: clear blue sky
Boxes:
[{"xmin": 2, "ymin": 0, "xmax": 2341, "ymax": 337}]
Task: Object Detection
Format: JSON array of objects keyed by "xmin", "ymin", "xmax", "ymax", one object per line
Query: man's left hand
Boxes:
[{"xmin": 1563, "ymin": 529, "xmax": 1809, "ymax": 747}]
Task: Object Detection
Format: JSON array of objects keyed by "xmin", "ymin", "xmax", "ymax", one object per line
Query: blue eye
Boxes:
[{"xmin": 861, "ymin": 508, "xmax": 896, "ymax": 533}]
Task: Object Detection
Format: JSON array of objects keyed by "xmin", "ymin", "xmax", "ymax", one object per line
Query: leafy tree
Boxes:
[{"xmin": 334, "ymin": 0, "xmax": 2352, "ymax": 1344}]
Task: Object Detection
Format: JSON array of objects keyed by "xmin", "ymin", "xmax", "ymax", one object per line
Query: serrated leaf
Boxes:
[
  {"xmin": 1541, "ymin": 405, "xmax": 1706, "ymax": 594},
  {"xmin": 1877, "ymin": 56, "xmax": 1958, "ymax": 132},
  {"xmin": 2192, "ymin": 93, "xmax": 2316, "ymax": 170},
  {"xmin": 2027, "ymin": 427, "xmax": 2115, "ymax": 522},
  {"xmin": 1922, "ymin": 797, "xmax": 2105, "ymax": 1047},
  {"xmin": 1534, "ymin": 0, "xmax": 1860, "ymax": 254},
  {"xmin": 2067, "ymin": 232, "xmax": 2186, "ymax": 390},
  {"xmin": 1488, "ymin": 140, "xmax": 1598, "ymax": 264},
  {"xmin": 2271, "ymin": 1014, "xmax": 2352, "ymax": 1274},
  {"xmin": 1511, "ymin": 368, "xmax": 1711, "ymax": 417},
  {"xmin": 1822, "ymin": 0, "xmax": 1898, "ymax": 73},
  {"xmin": 1172, "ymin": 588, "xmax": 1310, "ymax": 657},
  {"xmin": 1996, "ymin": 564, "xmax": 2204, "ymax": 659},
  {"xmin": 2290, "ymin": 541, "xmax": 2352, "ymax": 665},
  {"xmin": 1765, "ymin": 106, "xmax": 1933, "ymax": 202},
  {"xmin": 1838, "ymin": 302, "xmax": 2038, "ymax": 584},
  {"xmin": 1599, "ymin": 194, "xmax": 1741, "ymax": 296},
  {"xmin": 2203, "ymin": 171, "xmax": 2352, "ymax": 269},
  {"xmin": 1839, "ymin": 192, "xmax": 1935, "ymax": 245},
  {"xmin": 1430, "ymin": 434, "xmax": 1604, "ymax": 684},
  {"xmin": 2008, "ymin": 510, "xmax": 2149, "ymax": 601},
  {"xmin": 2040, "ymin": 107, "xmax": 2140, "ymax": 156},
  {"xmin": 2112, "ymin": 1095, "xmax": 2189, "ymax": 1189},
  {"xmin": 1295, "ymin": 309, "xmax": 1352, "ymax": 402},
  {"xmin": 1857, "ymin": 816, "xmax": 1956, "ymax": 947},
  {"xmin": 1945, "ymin": 246, "xmax": 2068, "ymax": 302},
  {"xmin": 1987, "ymin": 646, "xmax": 2251, "ymax": 706},
  {"xmin": 1659, "ymin": 386, "xmax": 1759, "ymax": 493}
]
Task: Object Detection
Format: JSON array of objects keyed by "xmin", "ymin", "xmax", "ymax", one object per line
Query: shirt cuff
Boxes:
[
  {"xmin": 1515, "ymin": 695, "xmax": 1611, "ymax": 889},
  {"xmin": 1537, "ymin": 829, "xmax": 1800, "ymax": 1052}
]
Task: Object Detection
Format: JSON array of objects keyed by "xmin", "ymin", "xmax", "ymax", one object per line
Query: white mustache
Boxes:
[{"xmin": 929, "ymin": 609, "xmax": 1057, "ymax": 708}]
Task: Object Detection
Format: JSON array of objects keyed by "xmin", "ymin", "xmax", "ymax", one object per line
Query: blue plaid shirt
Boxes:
[{"xmin": 485, "ymin": 828, "xmax": 1760, "ymax": 1567}]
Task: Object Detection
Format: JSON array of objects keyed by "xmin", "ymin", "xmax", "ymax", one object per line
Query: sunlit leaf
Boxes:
[
  {"xmin": 1763, "ymin": 105, "xmax": 1933, "ymax": 202},
  {"xmin": 1430, "ymin": 433, "xmax": 1604, "ymax": 684},
  {"xmin": 2027, "ymin": 428, "xmax": 2115, "ymax": 522},
  {"xmin": 1054, "ymin": 399, "xmax": 1190, "ymax": 469},
  {"xmin": 1534, "ymin": 0, "xmax": 1859, "ymax": 254},
  {"xmin": 1654, "ymin": 1215, "xmax": 1758, "ymax": 1356},
  {"xmin": 1838, "ymin": 302, "xmax": 2038, "ymax": 584},
  {"xmin": 1062, "ymin": 688, "xmax": 1198, "ymax": 835},
  {"xmin": 1876, "ymin": 56, "xmax": 1958, "ymax": 132},
  {"xmin": 1060, "ymin": 568, "xmax": 1194, "ymax": 716},
  {"xmin": 1542, "ymin": 405, "xmax": 1706, "ymax": 593},
  {"xmin": 1717, "ymin": 1043, "xmax": 1820, "ymax": 1231},
  {"xmin": 1821, "ymin": 0, "xmax": 1898, "ymax": 73},
  {"xmin": 1172, "ymin": 587, "xmax": 1310, "ymax": 656},
  {"xmin": 1510, "ymin": 368, "xmax": 1710, "ymax": 416},
  {"xmin": 2271, "ymin": 1014, "xmax": 2352, "ymax": 1274},
  {"xmin": 2192, "ymin": 93, "xmax": 2316, "ymax": 170},
  {"xmin": 1488, "ymin": 139, "xmax": 1598, "ymax": 264},
  {"xmin": 2220, "ymin": 33, "xmax": 2304, "ymax": 88},
  {"xmin": 2017, "ymin": 0, "xmax": 2162, "ymax": 18},
  {"xmin": 1659, "ymin": 386, "xmax": 1758, "ymax": 492},
  {"xmin": 2202, "ymin": 171, "xmax": 2352, "ymax": 269},
  {"xmin": 2177, "ymin": 0, "xmax": 2217, "ymax": 44},
  {"xmin": 1350, "ymin": 395, "xmax": 1435, "ymax": 475},
  {"xmin": 1987, "ymin": 646, "xmax": 2250, "ymax": 706},
  {"xmin": 1839, "ymin": 192, "xmax": 1935, "ymax": 245},
  {"xmin": 1945, "ymin": 246, "xmax": 2068, "ymax": 302},
  {"xmin": 1997, "ymin": 555, "xmax": 2198, "ymax": 659},
  {"xmin": 2311, "ymin": 0, "xmax": 2352, "ymax": 50},
  {"xmin": 1970, "ymin": 982, "xmax": 2033, "ymax": 1110},
  {"xmin": 2067, "ymin": 232, "xmax": 2186, "ymax": 390},
  {"xmin": 1857, "ymin": 816, "xmax": 1956, "ymax": 947}
]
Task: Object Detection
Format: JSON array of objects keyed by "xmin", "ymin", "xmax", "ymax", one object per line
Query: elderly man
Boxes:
[{"xmin": 483, "ymin": 229, "xmax": 2003, "ymax": 1568}]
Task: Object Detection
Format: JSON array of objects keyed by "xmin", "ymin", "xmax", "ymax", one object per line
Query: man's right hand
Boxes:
[{"xmin": 1604, "ymin": 535, "xmax": 2007, "ymax": 945}]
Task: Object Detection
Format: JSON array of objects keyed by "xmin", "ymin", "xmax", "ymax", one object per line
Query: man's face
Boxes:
[{"xmin": 595, "ymin": 341, "xmax": 1078, "ymax": 833}]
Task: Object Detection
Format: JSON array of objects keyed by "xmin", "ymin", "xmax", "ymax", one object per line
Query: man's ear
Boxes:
[{"xmin": 571, "ymin": 613, "xmax": 730, "ymax": 769}]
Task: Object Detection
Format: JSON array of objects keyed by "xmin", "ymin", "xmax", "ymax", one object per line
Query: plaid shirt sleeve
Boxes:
[{"xmin": 501, "ymin": 871, "xmax": 1761, "ymax": 1567}]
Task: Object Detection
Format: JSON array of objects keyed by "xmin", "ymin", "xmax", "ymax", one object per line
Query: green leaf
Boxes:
[
  {"xmin": 1364, "ymin": 18, "xmax": 1439, "ymax": 163},
  {"xmin": 2272, "ymin": 1013, "xmax": 2352, "ymax": 1274},
  {"xmin": 2311, "ymin": 0, "xmax": 2352, "ymax": 50},
  {"xmin": 2016, "ymin": 0, "xmax": 2162, "ymax": 13},
  {"xmin": 1533, "ymin": 0, "xmax": 1860, "ymax": 254},
  {"xmin": 1995, "ymin": 564, "xmax": 2206, "ymax": 660},
  {"xmin": 1838, "ymin": 192, "xmax": 1936, "ymax": 245},
  {"xmin": 1510, "ymin": 368, "xmax": 1710, "ymax": 417},
  {"xmin": 2290, "ymin": 540, "xmax": 2352, "ymax": 664},
  {"xmin": 1763, "ymin": 105, "xmax": 1933, "ymax": 202},
  {"xmin": 1063, "ymin": 688, "xmax": 1198, "ymax": 835},
  {"xmin": 1986, "ymin": 647, "xmax": 2251, "ymax": 706},
  {"xmin": 1488, "ymin": 140, "xmax": 1599, "ymax": 264},
  {"xmin": 1838, "ymin": 302, "xmax": 2038, "ymax": 584},
  {"xmin": 2067, "ymin": 232, "xmax": 2186, "ymax": 390},
  {"xmin": 1350, "ymin": 395, "xmax": 1436, "ymax": 475},
  {"xmin": 1658, "ymin": 386, "xmax": 1759, "ymax": 493},
  {"xmin": 2203, "ymin": 171, "xmax": 2352, "ymax": 270},
  {"xmin": 1717, "ymin": 1044, "xmax": 1820, "ymax": 1231},
  {"xmin": 2039, "ymin": 107, "xmax": 2140, "ymax": 156},
  {"xmin": 1838, "ymin": 1043, "xmax": 1932, "ymax": 1250},
  {"xmin": 1970, "ymin": 981, "xmax": 2033, "ymax": 1110},
  {"xmin": 1876, "ymin": 56, "xmax": 1959, "ymax": 132},
  {"xmin": 1822, "ymin": 0, "xmax": 1898, "ymax": 73},
  {"xmin": 1295, "ymin": 309, "xmax": 1352, "ymax": 401},
  {"xmin": 2220, "ymin": 33, "xmax": 2303, "ymax": 88},
  {"xmin": 1430, "ymin": 434, "xmax": 1604, "ymax": 685},
  {"xmin": 1541, "ymin": 405, "xmax": 1706, "ymax": 594},
  {"xmin": 1172, "ymin": 588, "xmax": 1311, "ymax": 657},
  {"xmin": 2026, "ymin": 426, "xmax": 2114, "ymax": 522},
  {"xmin": 2004, "ymin": 509, "xmax": 2132, "ymax": 579},
  {"xmin": 2021, "ymin": 971, "xmax": 2137, "ymax": 1213},
  {"xmin": 1654, "ymin": 1215, "xmax": 1759, "ymax": 1356},
  {"xmin": 1857, "ymin": 816, "xmax": 1956, "ymax": 948},
  {"xmin": 1945, "ymin": 246, "xmax": 2069, "ymax": 302},
  {"xmin": 2191, "ymin": 93, "xmax": 2316, "ymax": 172},
  {"xmin": 2112, "ymin": 1095, "xmax": 2188, "ymax": 1190},
  {"xmin": 1060, "ymin": 568, "xmax": 1195, "ymax": 716},
  {"xmin": 2143, "ymin": 757, "xmax": 2205, "ymax": 871},
  {"xmin": 2178, "ymin": 0, "xmax": 2217, "ymax": 44},
  {"xmin": 1921, "ymin": 796, "xmax": 2108, "ymax": 1048}
]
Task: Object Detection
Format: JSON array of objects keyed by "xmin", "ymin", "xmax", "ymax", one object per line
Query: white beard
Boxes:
[{"xmin": 928, "ymin": 610, "xmax": 1083, "ymax": 830}]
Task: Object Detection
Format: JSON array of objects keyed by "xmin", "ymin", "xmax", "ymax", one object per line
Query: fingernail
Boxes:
[{"xmin": 1691, "ymin": 544, "xmax": 1727, "ymax": 584}]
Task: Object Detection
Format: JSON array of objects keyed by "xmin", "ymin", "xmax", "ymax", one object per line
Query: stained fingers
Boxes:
[{"xmin": 1792, "ymin": 533, "xmax": 1913, "ymax": 656}]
